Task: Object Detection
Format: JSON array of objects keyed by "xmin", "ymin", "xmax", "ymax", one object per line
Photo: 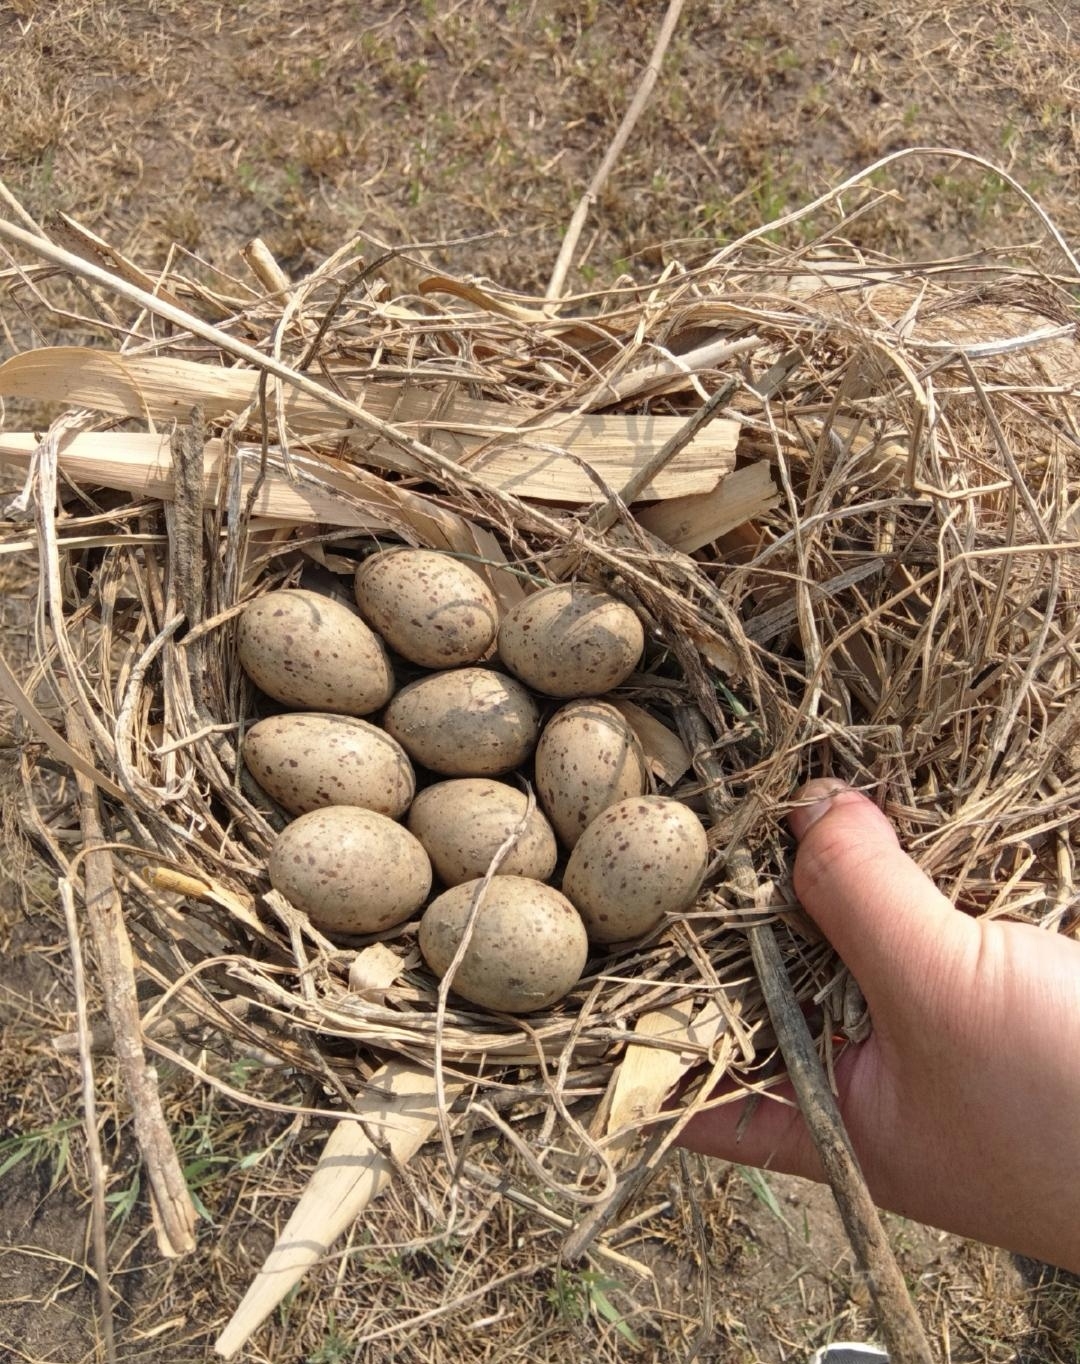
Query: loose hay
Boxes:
[{"xmin": 1, "ymin": 169, "xmax": 1079, "ymax": 1346}]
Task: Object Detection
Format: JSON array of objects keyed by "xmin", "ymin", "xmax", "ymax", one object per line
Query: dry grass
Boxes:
[{"xmin": 2, "ymin": 3, "xmax": 1080, "ymax": 1362}]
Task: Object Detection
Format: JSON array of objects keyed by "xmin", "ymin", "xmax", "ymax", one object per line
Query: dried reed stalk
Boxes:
[
  {"xmin": 59, "ymin": 879, "xmax": 116, "ymax": 1364},
  {"xmin": 545, "ymin": 0, "xmax": 688, "ymax": 300}
]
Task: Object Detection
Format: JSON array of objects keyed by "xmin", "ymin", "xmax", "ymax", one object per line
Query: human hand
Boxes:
[{"xmin": 679, "ymin": 780, "xmax": 1080, "ymax": 1274}]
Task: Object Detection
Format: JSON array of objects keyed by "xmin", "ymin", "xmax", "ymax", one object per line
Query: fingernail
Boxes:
[{"xmin": 788, "ymin": 779, "xmax": 849, "ymax": 840}]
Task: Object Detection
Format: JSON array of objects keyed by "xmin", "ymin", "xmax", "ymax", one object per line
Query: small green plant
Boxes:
[
  {"xmin": 736, "ymin": 1165, "xmax": 786, "ymax": 1224},
  {"xmin": 973, "ymin": 171, "xmax": 1009, "ymax": 222},
  {"xmin": 307, "ymin": 1312, "xmax": 351, "ymax": 1363},
  {"xmin": 540, "ymin": 14, "xmax": 564, "ymax": 46},
  {"xmin": 802, "ymin": 81, "xmax": 829, "ymax": 115},
  {"xmin": 393, "ymin": 57, "xmax": 430, "ymax": 104},
  {"xmin": 751, "ymin": 158, "xmax": 793, "ymax": 238},
  {"xmin": 237, "ymin": 160, "xmax": 266, "ymax": 199},
  {"xmin": 546, "ymin": 1267, "xmax": 642, "ymax": 1347},
  {"xmin": 775, "ymin": 46, "xmax": 801, "ymax": 74},
  {"xmin": 106, "ymin": 1169, "xmax": 140, "ymax": 1227},
  {"xmin": 0, "ymin": 1119, "xmax": 80, "ymax": 1191},
  {"xmin": 1039, "ymin": 98, "xmax": 1066, "ymax": 129},
  {"xmin": 173, "ymin": 1110, "xmax": 251, "ymax": 1224},
  {"xmin": 224, "ymin": 1055, "xmax": 265, "ymax": 1088},
  {"xmin": 715, "ymin": 680, "xmax": 752, "ymax": 723}
]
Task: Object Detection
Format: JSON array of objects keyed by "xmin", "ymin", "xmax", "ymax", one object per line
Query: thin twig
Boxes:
[
  {"xmin": 545, "ymin": 0, "xmax": 687, "ymax": 302},
  {"xmin": 706, "ymin": 144, "xmax": 1080, "ymax": 276},
  {"xmin": 460, "ymin": 1161, "xmax": 652, "ymax": 1278},
  {"xmin": 677, "ymin": 705, "xmax": 934, "ymax": 1364},
  {"xmin": 59, "ymin": 879, "xmax": 116, "ymax": 1364},
  {"xmin": 548, "ymin": 378, "xmax": 739, "ymax": 582},
  {"xmin": 745, "ymin": 924, "xmax": 933, "ymax": 1364}
]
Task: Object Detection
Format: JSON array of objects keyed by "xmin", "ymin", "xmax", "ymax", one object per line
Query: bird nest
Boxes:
[{"xmin": 1, "ymin": 199, "xmax": 1078, "ymax": 1321}]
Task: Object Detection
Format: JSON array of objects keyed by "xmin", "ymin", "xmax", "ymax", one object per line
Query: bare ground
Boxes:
[
  {"xmin": 4, "ymin": 1, "xmax": 1080, "ymax": 286},
  {"xmin": 1, "ymin": 2, "xmax": 1080, "ymax": 1361}
]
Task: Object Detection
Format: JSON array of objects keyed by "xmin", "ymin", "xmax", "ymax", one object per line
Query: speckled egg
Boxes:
[
  {"xmin": 562, "ymin": 796, "xmax": 708, "ymax": 944},
  {"xmin": 237, "ymin": 589, "xmax": 394, "ymax": 715},
  {"xmin": 407, "ymin": 779, "xmax": 557, "ymax": 886},
  {"xmin": 383, "ymin": 668, "xmax": 540, "ymax": 775},
  {"xmin": 419, "ymin": 876, "xmax": 588, "ymax": 1013},
  {"xmin": 243, "ymin": 713, "xmax": 415, "ymax": 818},
  {"xmin": 268, "ymin": 806, "xmax": 431, "ymax": 935},
  {"xmin": 535, "ymin": 700, "xmax": 649, "ymax": 848},
  {"xmin": 354, "ymin": 548, "xmax": 499, "ymax": 668},
  {"xmin": 497, "ymin": 583, "xmax": 644, "ymax": 698}
]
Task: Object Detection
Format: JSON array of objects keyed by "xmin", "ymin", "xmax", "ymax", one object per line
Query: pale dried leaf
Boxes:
[
  {"xmin": 348, "ymin": 944, "xmax": 408, "ymax": 1002},
  {"xmin": 214, "ymin": 1062, "xmax": 457, "ymax": 1359},
  {"xmin": 610, "ymin": 700, "xmax": 693, "ymax": 785}
]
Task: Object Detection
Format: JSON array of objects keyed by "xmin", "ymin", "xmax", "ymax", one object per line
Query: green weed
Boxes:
[
  {"xmin": 0, "ymin": 1119, "xmax": 79, "ymax": 1191},
  {"xmin": 546, "ymin": 1266, "xmax": 642, "ymax": 1348},
  {"xmin": 106, "ymin": 1170, "xmax": 140, "ymax": 1227},
  {"xmin": 307, "ymin": 1312, "xmax": 351, "ymax": 1364}
]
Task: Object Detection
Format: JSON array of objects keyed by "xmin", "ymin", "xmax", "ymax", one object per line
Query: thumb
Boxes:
[{"xmin": 789, "ymin": 781, "xmax": 976, "ymax": 1022}]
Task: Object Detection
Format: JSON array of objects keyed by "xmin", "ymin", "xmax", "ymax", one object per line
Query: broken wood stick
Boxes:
[
  {"xmin": 677, "ymin": 704, "xmax": 934, "ymax": 1364},
  {"xmin": 66, "ymin": 708, "xmax": 198, "ymax": 1259}
]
